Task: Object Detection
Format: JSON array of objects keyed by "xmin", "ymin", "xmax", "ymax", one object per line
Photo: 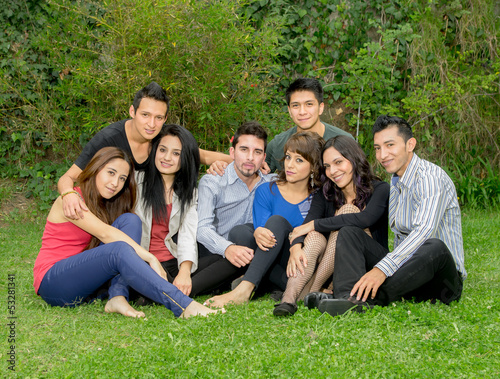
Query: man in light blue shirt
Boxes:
[
  {"xmin": 194, "ymin": 121, "xmax": 275, "ymax": 293},
  {"xmin": 310, "ymin": 115, "xmax": 465, "ymax": 316}
]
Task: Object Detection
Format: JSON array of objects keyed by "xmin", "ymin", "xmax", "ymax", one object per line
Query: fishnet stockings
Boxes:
[
  {"xmin": 281, "ymin": 204, "xmax": 372, "ymax": 304},
  {"xmin": 281, "ymin": 231, "xmax": 326, "ymax": 304}
]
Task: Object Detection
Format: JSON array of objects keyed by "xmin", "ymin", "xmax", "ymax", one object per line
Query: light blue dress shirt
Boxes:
[{"xmin": 197, "ymin": 162, "xmax": 275, "ymax": 257}]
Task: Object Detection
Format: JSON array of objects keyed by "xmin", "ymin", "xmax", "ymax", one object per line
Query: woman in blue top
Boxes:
[{"xmin": 206, "ymin": 132, "xmax": 324, "ymax": 308}]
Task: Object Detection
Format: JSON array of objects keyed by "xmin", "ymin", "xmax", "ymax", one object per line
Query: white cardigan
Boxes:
[{"xmin": 135, "ymin": 172, "xmax": 198, "ymax": 272}]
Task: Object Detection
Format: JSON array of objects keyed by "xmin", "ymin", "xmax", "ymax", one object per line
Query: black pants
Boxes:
[
  {"xmin": 231, "ymin": 215, "xmax": 293, "ymax": 291},
  {"xmin": 192, "ymin": 215, "xmax": 293, "ymax": 296},
  {"xmin": 160, "ymin": 254, "xmax": 223, "ymax": 297},
  {"xmin": 185, "ymin": 242, "xmax": 246, "ymax": 296},
  {"xmin": 333, "ymin": 226, "xmax": 463, "ymax": 305}
]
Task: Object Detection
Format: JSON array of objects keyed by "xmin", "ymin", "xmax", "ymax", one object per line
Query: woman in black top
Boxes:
[{"xmin": 274, "ymin": 136, "xmax": 389, "ymax": 316}]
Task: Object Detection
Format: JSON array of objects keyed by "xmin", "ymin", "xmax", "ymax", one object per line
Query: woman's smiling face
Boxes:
[
  {"xmin": 95, "ymin": 158, "xmax": 130, "ymax": 199},
  {"xmin": 155, "ymin": 135, "xmax": 182, "ymax": 176},
  {"xmin": 323, "ymin": 146, "xmax": 354, "ymax": 191}
]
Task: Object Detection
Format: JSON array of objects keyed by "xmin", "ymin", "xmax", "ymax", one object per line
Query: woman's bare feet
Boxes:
[
  {"xmin": 105, "ymin": 296, "xmax": 146, "ymax": 318},
  {"xmin": 204, "ymin": 281, "xmax": 255, "ymax": 308},
  {"xmin": 180, "ymin": 301, "xmax": 225, "ymax": 319}
]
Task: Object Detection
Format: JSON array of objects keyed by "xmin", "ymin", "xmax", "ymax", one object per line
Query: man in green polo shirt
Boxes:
[
  {"xmin": 265, "ymin": 78, "xmax": 353, "ymax": 173},
  {"xmin": 207, "ymin": 78, "xmax": 352, "ymax": 175}
]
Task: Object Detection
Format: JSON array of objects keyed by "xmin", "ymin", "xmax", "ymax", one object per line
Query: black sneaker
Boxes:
[
  {"xmin": 318, "ymin": 296, "xmax": 372, "ymax": 317},
  {"xmin": 303, "ymin": 292, "xmax": 334, "ymax": 309}
]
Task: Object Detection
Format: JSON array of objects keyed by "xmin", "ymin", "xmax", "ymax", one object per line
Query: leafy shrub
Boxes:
[
  {"xmin": 1, "ymin": 0, "xmax": 499, "ymax": 209},
  {"xmin": 246, "ymin": 0, "xmax": 499, "ymax": 208},
  {"xmin": 37, "ymin": 0, "xmax": 284, "ymax": 151}
]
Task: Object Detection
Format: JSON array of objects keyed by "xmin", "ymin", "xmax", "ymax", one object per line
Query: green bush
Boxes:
[
  {"xmin": 246, "ymin": 0, "xmax": 499, "ymax": 208},
  {"xmin": 1, "ymin": 0, "xmax": 499, "ymax": 209},
  {"xmin": 1, "ymin": 0, "xmax": 285, "ymax": 209},
  {"xmin": 35, "ymin": 0, "xmax": 284, "ymax": 151}
]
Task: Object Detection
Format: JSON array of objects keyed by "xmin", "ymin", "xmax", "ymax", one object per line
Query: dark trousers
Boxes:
[
  {"xmin": 189, "ymin": 242, "xmax": 245, "ymax": 296},
  {"xmin": 232, "ymin": 215, "xmax": 293, "ymax": 291},
  {"xmin": 192, "ymin": 215, "xmax": 294, "ymax": 295},
  {"xmin": 333, "ymin": 226, "xmax": 463, "ymax": 305},
  {"xmin": 162, "ymin": 253, "xmax": 230, "ymax": 297}
]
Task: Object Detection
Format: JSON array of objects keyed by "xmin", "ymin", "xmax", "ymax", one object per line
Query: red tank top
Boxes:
[{"xmin": 33, "ymin": 188, "xmax": 92, "ymax": 293}]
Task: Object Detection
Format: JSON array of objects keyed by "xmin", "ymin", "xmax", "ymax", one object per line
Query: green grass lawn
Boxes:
[{"xmin": 1, "ymin": 208, "xmax": 499, "ymax": 378}]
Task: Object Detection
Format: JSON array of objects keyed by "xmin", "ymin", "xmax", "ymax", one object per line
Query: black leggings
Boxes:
[
  {"xmin": 232, "ymin": 215, "xmax": 293, "ymax": 291},
  {"xmin": 190, "ymin": 215, "xmax": 293, "ymax": 296}
]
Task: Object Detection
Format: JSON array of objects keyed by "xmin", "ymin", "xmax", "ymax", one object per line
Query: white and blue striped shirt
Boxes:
[
  {"xmin": 197, "ymin": 162, "xmax": 275, "ymax": 257},
  {"xmin": 376, "ymin": 154, "xmax": 466, "ymax": 279}
]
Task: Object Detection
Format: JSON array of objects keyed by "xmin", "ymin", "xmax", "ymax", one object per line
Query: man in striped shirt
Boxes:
[
  {"xmin": 194, "ymin": 121, "xmax": 275, "ymax": 294},
  {"xmin": 312, "ymin": 115, "xmax": 465, "ymax": 316}
]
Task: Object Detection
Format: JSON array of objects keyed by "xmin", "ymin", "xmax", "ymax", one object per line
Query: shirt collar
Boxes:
[
  {"xmin": 394, "ymin": 153, "xmax": 420, "ymax": 189},
  {"xmin": 226, "ymin": 161, "xmax": 266, "ymax": 186}
]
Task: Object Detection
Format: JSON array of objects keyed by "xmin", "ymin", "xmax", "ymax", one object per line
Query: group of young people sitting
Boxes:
[{"xmin": 33, "ymin": 78, "xmax": 466, "ymax": 319}]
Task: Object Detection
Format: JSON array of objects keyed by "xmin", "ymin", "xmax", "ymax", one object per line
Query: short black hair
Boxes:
[
  {"xmin": 372, "ymin": 115, "xmax": 413, "ymax": 142},
  {"xmin": 232, "ymin": 121, "xmax": 268, "ymax": 151},
  {"xmin": 285, "ymin": 78, "xmax": 324, "ymax": 105},
  {"xmin": 133, "ymin": 82, "xmax": 170, "ymax": 115}
]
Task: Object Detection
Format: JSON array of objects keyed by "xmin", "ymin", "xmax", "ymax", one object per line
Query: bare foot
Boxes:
[
  {"xmin": 204, "ymin": 281, "xmax": 255, "ymax": 308},
  {"xmin": 321, "ymin": 288, "xmax": 333, "ymax": 294},
  {"xmin": 180, "ymin": 301, "xmax": 225, "ymax": 319},
  {"xmin": 105, "ymin": 296, "xmax": 146, "ymax": 318}
]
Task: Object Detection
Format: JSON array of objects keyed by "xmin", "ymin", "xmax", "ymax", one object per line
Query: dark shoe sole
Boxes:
[
  {"xmin": 273, "ymin": 302, "xmax": 297, "ymax": 317},
  {"xmin": 303, "ymin": 292, "xmax": 334, "ymax": 310},
  {"xmin": 318, "ymin": 299, "xmax": 368, "ymax": 317}
]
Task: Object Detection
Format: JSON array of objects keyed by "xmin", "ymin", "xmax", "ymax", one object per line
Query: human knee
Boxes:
[
  {"xmin": 228, "ymin": 224, "xmax": 251, "ymax": 241},
  {"xmin": 337, "ymin": 203, "xmax": 360, "ymax": 215},
  {"xmin": 422, "ymin": 238, "xmax": 453, "ymax": 260},
  {"xmin": 304, "ymin": 231, "xmax": 327, "ymax": 246},
  {"xmin": 336, "ymin": 226, "xmax": 366, "ymax": 254},
  {"xmin": 228, "ymin": 223, "xmax": 254, "ymax": 246},
  {"xmin": 108, "ymin": 241, "xmax": 136, "ymax": 258},
  {"xmin": 338, "ymin": 225, "xmax": 365, "ymax": 239},
  {"xmin": 425, "ymin": 238, "xmax": 448, "ymax": 251},
  {"xmin": 119, "ymin": 212, "xmax": 141, "ymax": 226},
  {"xmin": 265, "ymin": 215, "xmax": 292, "ymax": 231},
  {"xmin": 113, "ymin": 213, "xmax": 142, "ymax": 238}
]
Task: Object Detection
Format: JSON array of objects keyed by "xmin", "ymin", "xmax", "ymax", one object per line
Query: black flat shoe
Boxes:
[
  {"xmin": 269, "ymin": 290, "xmax": 283, "ymax": 302},
  {"xmin": 273, "ymin": 302, "xmax": 297, "ymax": 316},
  {"xmin": 317, "ymin": 297, "xmax": 372, "ymax": 317},
  {"xmin": 303, "ymin": 292, "xmax": 334, "ymax": 309}
]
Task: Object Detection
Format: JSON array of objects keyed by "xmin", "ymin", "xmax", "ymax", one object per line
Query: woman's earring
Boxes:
[{"xmin": 310, "ymin": 173, "xmax": 314, "ymax": 188}]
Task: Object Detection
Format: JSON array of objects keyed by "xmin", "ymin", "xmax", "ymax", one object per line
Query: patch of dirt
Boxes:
[
  {"xmin": 322, "ymin": 99, "xmax": 355, "ymax": 133},
  {"xmin": 0, "ymin": 179, "xmax": 38, "ymax": 227}
]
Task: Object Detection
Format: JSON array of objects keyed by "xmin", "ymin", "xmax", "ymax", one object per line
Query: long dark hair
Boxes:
[
  {"xmin": 142, "ymin": 124, "xmax": 200, "ymax": 224},
  {"xmin": 276, "ymin": 131, "xmax": 324, "ymax": 192},
  {"xmin": 78, "ymin": 147, "xmax": 136, "ymax": 250},
  {"xmin": 322, "ymin": 136, "xmax": 377, "ymax": 209}
]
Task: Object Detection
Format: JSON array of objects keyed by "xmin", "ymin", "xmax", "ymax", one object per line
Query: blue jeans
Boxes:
[{"xmin": 38, "ymin": 213, "xmax": 193, "ymax": 317}]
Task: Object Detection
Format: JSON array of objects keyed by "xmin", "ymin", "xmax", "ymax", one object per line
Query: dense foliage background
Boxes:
[{"xmin": 1, "ymin": 0, "xmax": 499, "ymax": 210}]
